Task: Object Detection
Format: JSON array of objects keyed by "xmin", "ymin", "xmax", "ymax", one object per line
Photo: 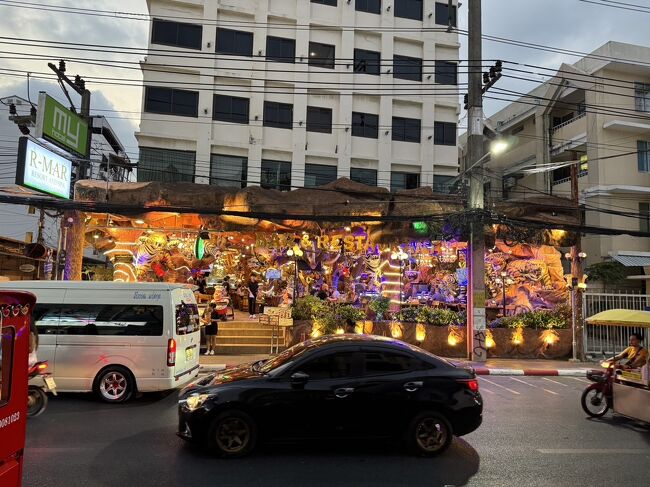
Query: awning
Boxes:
[
  {"xmin": 586, "ymin": 309, "xmax": 650, "ymax": 328},
  {"xmin": 610, "ymin": 251, "xmax": 650, "ymax": 267}
]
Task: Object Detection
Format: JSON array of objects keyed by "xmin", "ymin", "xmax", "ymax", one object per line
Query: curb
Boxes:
[{"xmin": 473, "ymin": 367, "xmax": 590, "ymax": 377}]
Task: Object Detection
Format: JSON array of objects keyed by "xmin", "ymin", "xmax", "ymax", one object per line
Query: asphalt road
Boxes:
[{"xmin": 23, "ymin": 375, "xmax": 650, "ymax": 487}]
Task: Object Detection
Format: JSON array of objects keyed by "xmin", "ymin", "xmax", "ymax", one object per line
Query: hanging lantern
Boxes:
[
  {"xmin": 512, "ymin": 326, "xmax": 524, "ymax": 345},
  {"xmin": 447, "ymin": 326, "xmax": 463, "ymax": 346},
  {"xmin": 485, "ymin": 329, "xmax": 496, "ymax": 349},
  {"xmin": 541, "ymin": 329, "xmax": 560, "ymax": 346},
  {"xmin": 390, "ymin": 321, "xmax": 403, "ymax": 339},
  {"xmin": 415, "ymin": 323, "xmax": 426, "ymax": 343}
]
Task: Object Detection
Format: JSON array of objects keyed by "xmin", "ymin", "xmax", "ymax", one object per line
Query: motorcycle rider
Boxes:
[{"xmin": 606, "ymin": 332, "xmax": 648, "ymax": 369}]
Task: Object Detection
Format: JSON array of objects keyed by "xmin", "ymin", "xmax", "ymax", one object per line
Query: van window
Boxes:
[
  {"xmin": 55, "ymin": 304, "xmax": 164, "ymax": 336},
  {"xmin": 0, "ymin": 326, "xmax": 14, "ymax": 406},
  {"xmin": 33, "ymin": 304, "xmax": 60, "ymax": 335},
  {"xmin": 176, "ymin": 303, "xmax": 200, "ymax": 335}
]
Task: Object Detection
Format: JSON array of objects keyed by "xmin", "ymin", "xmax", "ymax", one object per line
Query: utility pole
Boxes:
[
  {"xmin": 569, "ymin": 163, "xmax": 585, "ymax": 361},
  {"xmin": 466, "ymin": 0, "xmax": 487, "ymax": 361}
]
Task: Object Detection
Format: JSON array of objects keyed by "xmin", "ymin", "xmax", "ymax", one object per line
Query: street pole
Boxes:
[
  {"xmin": 467, "ymin": 0, "xmax": 487, "ymax": 361},
  {"xmin": 570, "ymin": 163, "xmax": 585, "ymax": 361}
]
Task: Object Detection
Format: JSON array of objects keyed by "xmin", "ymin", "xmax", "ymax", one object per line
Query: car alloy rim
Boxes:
[
  {"xmin": 216, "ymin": 418, "xmax": 250, "ymax": 453},
  {"xmin": 416, "ymin": 418, "xmax": 448, "ymax": 452},
  {"xmin": 586, "ymin": 389, "xmax": 607, "ymax": 415},
  {"xmin": 100, "ymin": 372, "xmax": 127, "ymax": 400}
]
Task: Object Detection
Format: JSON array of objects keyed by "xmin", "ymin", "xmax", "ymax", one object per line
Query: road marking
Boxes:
[
  {"xmin": 510, "ymin": 377, "xmax": 559, "ymax": 395},
  {"xmin": 480, "ymin": 387, "xmax": 495, "ymax": 394},
  {"xmin": 538, "ymin": 448, "xmax": 649, "ymax": 455},
  {"xmin": 480, "ymin": 378, "xmax": 520, "ymax": 395},
  {"xmin": 542, "ymin": 377, "xmax": 569, "ymax": 387},
  {"xmin": 570, "ymin": 377, "xmax": 590, "ymax": 383}
]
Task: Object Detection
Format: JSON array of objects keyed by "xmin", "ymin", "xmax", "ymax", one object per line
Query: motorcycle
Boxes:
[
  {"xmin": 27, "ymin": 360, "xmax": 57, "ymax": 417},
  {"xmin": 581, "ymin": 361, "xmax": 615, "ymax": 418}
]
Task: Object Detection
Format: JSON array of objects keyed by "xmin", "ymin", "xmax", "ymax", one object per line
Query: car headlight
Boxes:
[{"xmin": 183, "ymin": 393, "xmax": 212, "ymax": 411}]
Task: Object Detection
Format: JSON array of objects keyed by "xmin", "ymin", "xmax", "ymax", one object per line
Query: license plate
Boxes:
[
  {"xmin": 44, "ymin": 376, "xmax": 57, "ymax": 394},
  {"xmin": 185, "ymin": 347, "xmax": 195, "ymax": 361}
]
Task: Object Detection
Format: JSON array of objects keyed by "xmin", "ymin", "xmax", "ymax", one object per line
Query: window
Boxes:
[
  {"xmin": 33, "ymin": 303, "xmax": 61, "ymax": 335},
  {"xmin": 305, "ymin": 164, "xmax": 337, "ymax": 187},
  {"xmin": 306, "ymin": 106, "xmax": 333, "ymax": 133},
  {"xmin": 352, "ymin": 112, "xmax": 379, "ymax": 138},
  {"xmin": 356, "ymin": 0, "xmax": 381, "ymax": 13},
  {"xmin": 435, "ymin": 61, "xmax": 458, "ymax": 85},
  {"xmin": 53, "ymin": 304, "xmax": 164, "ymax": 336},
  {"xmin": 362, "ymin": 350, "xmax": 424, "ymax": 375},
  {"xmin": 638, "ymin": 141, "xmax": 650, "ymax": 172},
  {"xmin": 311, "ymin": 0, "xmax": 337, "ymax": 6},
  {"xmin": 213, "ymin": 95, "xmax": 249, "ymax": 124},
  {"xmin": 138, "ymin": 147, "xmax": 196, "ymax": 183},
  {"xmin": 640, "ymin": 203, "xmax": 650, "ymax": 233},
  {"xmin": 261, "ymin": 159, "xmax": 292, "ymax": 190},
  {"xmin": 266, "ymin": 36, "xmax": 296, "ymax": 63},
  {"xmin": 354, "ymin": 49, "xmax": 381, "ymax": 75},
  {"xmin": 393, "ymin": 54, "xmax": 422, "ymax": 82},
  {"xmin": 392, "ymin": 116, "xmax": 421, "ymax": 143},
  {"xmin": 433, "ymin": 175, "xmax": 455, "ymax": 193},
  {"xmin": 0, "ymin": 326, "xmax": 14, "ymax": 406},
  {"xmin": 216, "ymin": 28, "xmax": 253, "ymax": 56},
  {"xmin": 434, "ymin": 121, "xmax": 456, "ymax": 146},
  {"xmin": 264, "ymin": 101, "xmax": 294, "ymax": 129},
  {"xmin": 210, "ymin": 154, "xmax": 248, "ymax": 188},
  {"xmin": 176, "ymin": 303, "xmax": 200, "ymax": 335},
  {"xmin": 391, "ymin": 171, "xmax": 420, "ymax": 191},
  {"xmin": 144, "ymin": 87, "xmax": 198, "ymax": 117},
  {"xmin": 395, "ymin": 0, "xmax": 423, "ymax": 20},
  {"xmin": 634, "ymin": 82, "xmax": 650, "ymax": 112},
  {"xmin": 151, "ymin": 19, "xmax": 202, "ymax": 50},
  {"xmin": 299, "ymin": 352, "xmax": 359, "ymax": 379},
  {"xmin": 434, "ymin": 2, "xmax": 457, "ymax": 26},
  {"xmin": 350, "ymin": 167, "xmax": 378, "ymax": 186},
  {"xmin": 309, "ymin": 42, "xmax": 336, "ymax": 69}
]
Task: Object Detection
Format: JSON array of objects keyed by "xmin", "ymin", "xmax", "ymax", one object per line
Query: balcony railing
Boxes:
[{"xmin": 550, "ymin": 112, "xmax": 586, "ymax": 133}]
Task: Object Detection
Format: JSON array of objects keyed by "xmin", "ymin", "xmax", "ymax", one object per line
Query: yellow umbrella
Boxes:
[{"xmin": 586, "ymin": 309, "xmax": 650, "ymax": 328}]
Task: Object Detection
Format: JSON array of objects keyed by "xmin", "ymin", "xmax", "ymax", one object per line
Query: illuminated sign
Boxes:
[
  {"xmin": 35, "ymin": 92, "xmax": 89, "ymax": 156},
  {"xmin": 15, "ymin": 137, "xmax": 72, "ymax": 199},
  {"xmin": 194, "ymin": 238, "xmax": 206, "ymax": 259}
]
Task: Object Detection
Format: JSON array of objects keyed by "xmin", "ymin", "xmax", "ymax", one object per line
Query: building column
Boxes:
[{"xmin": 63, "ymin": 211, "xmax": 86, "ymax": 280}]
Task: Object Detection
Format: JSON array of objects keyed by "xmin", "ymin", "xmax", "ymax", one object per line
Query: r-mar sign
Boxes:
[{"xmin": 35, "ymin": 92, "xmax": 89, "ymax": 157}]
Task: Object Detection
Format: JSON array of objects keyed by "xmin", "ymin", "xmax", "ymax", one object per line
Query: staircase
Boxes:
[{"xmin": 213, "ymin": 319, "xmax": 286, "ymax": 355}]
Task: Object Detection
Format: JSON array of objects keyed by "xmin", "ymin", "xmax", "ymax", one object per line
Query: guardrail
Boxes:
[{"xmin": 550, "ymin": 112, "xmax": 586, "ymax": 133}]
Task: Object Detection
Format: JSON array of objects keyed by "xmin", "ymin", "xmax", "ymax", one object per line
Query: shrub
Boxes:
[
  {"xmin": 369, "ymin": 296, "xmax": 391, "ymax": 321},
  {"xmin": 398, "ymin": 307, "xmax": 419, "ymax": 323},
  {"xmin": 417, "ymin": 306, "xmax": 464, "ymax": 327},
  {"xmin": 488, "ymin": 309, "xmax": 569, "ymax": 329},
  {"xmin": 292, "ymin": 295, "xmax": 326, "ymax": 321},
  {"xmin": 319, "ymin": 303, "xmax": 366, "ymax": 335}
]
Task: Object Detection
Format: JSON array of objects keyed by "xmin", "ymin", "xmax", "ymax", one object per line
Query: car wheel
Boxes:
[
  {"xmin": 208, "ymin": 410, "xmax": 257, "ymax": 458},
  {"xmin": 407, "ymin": 411, "xmax": 453, "ymax": 456},
  {"xmin": 94, "ymin": 366, "xmax": 134, "ymax": 403}
]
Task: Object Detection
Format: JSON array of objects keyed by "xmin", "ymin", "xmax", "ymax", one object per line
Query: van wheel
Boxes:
[
  {"xmin": 208, "ymin": 410, "xmax": 257, "ymax": 458},
  {"xmin": 94, "ymin": 366, "xmax": 134, "ymax": 403},
  {"xmin": 407, "ymin": 411, "xmax": 453, "ymax": 456}
]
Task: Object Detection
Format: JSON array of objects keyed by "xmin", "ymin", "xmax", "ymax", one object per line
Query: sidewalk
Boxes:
[{"xmin": 199, "ymin": 354, "xmax": 597, "ymax": 377}]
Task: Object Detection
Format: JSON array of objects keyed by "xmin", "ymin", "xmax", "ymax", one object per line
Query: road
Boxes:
[{"xmin": 23, "ymin": 375, "xmax": 650, "ymax": 487}]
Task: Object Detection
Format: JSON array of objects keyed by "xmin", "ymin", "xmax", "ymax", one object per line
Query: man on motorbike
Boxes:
[{"xmin": 606, "ymin": 333, "xmax": 648, "ymax": 369}]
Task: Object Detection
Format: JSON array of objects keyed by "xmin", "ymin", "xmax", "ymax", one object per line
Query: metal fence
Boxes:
[{"xmin": 583, "ymin": 292, "xmax": 650, "ymax": 356}]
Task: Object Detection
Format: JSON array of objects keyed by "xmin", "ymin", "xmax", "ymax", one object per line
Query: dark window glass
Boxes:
[
  {"xmin": 640, "ymin": 202, "xmax": 650, "ymax": 233},
  {"xmin": 216, "ymin": 28, "xmax": 253, "ymax": 56},
  {"xmin": 350, "ymin": 167, "xmax": 378, "ymax": 186},
  {"xmin": 213, "ymin": 94, "xmax": 249, "ymax": 124},
  {"xmin": 434, "ymin": 121, "xmax": 456, "ymax": 146},
  {"xmin": 638, "ymin": 140, "xmax": 650, "ymax": 172},
  {"xmin": 55, "ymin": 304, "xmax": 164, "ymax": 336},
  {"xmin": 266, "ymin": 36, "xmax": 296, "ymax": 63},
  {"xmin": 299, "ymin": 352, "xmax": 359, "ymax": 379},
  {"xmin": 356, "ymin": 0, "xmax": 381, "ymax": 14},
  {"xmin": 354, "ymin": 49, "xmax": 381, "ymax": 75},
  {"xmin": 435, "ymin": 61, "xmax": 458, "ymax": 85},
  {"xmin": 352, "ymin": 112, "xmax": 379, "ymax": 139},
  {"xmin": 210, "ymin": 154, "xmax": 248, "ymax": 188},
  {"xmin": 391, "ymin": 171, "xmax": 420, "ymax": 191},
  {"xmin": 305, "ymin": 164, "xmax": 337, "ymax": 187},
  {"xmin": 306, "ymin": 106, "xmax": 333, "ymax": 133},
  {"xmin": 309, "ymin": 42, "xmax": 336, "ymax": 69},
  {"xmin": 144, "ymin": 86, "xmax": 198, "ymax": 117},
  {"xmin": 264, "ymin": 101, "xmax": 294, "ymax": 129},
  {"xmin": 33, "ymin": 303, "xmax": 60, "ymax": 335},
  {"xmin": 433, "ymin": 175, "xmax": 455, "ymax": 193},
  {"xmin": 635, "ymin": 82, "xmax": 650, "ymax": 112},
  {"xmin": 175, "ymin": 303, "xmax": 200, "ymax": 335},
  {"xmin": 138, "ymin": 147, "xmax": 196, "ymax": 183},
  {"xmin": 152, "ymin": 19, "xmax": 202, "ymax": 49},
  {"xmin": 434, "ymin": 2, "xmax": 457, "ymax": 26},
  {"xmin": 0, "ymin": 326, "xmax": 14, "ymax": 405},
  {"xmin": 392, "ymin": 116, "xmax": 421, "ymax": 143},
  {"xmin": 311, "ymin": 0, "xmax": 337, "ymax": 6},
  {"xmin": 261, "ymin": 159, "xmax": 292, "ymax": 190},
  {"xmin": 395, "ymin": 0, "xmax": 423, "ymax": 21},
  {"xmin": 394, "ymin": 54, "xmax": 422, "ymax": 82},
  {"xmin": 362, "ymin": 350, "xmax": 424, "ymax": 375}
]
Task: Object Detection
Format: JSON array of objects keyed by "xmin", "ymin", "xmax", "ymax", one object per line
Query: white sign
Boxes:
[{"xmin": 17, "ymin": 138, "xmax": 72, "ymax": 199}]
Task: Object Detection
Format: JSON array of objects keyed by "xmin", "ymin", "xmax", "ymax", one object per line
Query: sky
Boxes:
[{"xmin": 0, "ymin": 0, "xmax": 649, "ymax": 160}]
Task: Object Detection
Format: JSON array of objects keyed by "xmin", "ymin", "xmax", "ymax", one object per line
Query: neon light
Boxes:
[{"xmin": 195, "ymin": 238, "xmax": 205, "ymax": 259}]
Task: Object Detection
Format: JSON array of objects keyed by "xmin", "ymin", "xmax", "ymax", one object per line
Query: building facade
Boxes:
[
  {"xmin": 136, "ymin": 0, "xmax": 460, "ymax": 192},
  {"xmin": 468, "ymin": 42, "xmax": 650, "ymax": 273}
]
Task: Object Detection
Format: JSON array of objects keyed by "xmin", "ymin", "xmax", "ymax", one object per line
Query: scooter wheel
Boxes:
[
  {"xmin": 581, "ymin": 384, "xmax": 609, "ymax": 418},
  {"xmin": 27, "ymin": 386, "xmax": 48, "ymax": 417}
]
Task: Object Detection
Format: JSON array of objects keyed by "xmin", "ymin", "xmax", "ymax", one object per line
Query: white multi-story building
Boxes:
[{"xmin": 136, "ymin": 0, "xmax": 460, "ymax": 192}]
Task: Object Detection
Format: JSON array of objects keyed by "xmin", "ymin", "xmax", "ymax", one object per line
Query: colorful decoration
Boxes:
[
  {"xmin": 447, "ymin": 326, "xmax": 463, "ymax": 346},
  {"xmin": 485, "ymin": 329, "xmax": 496, "ymax": 349},
  {"xmin": 390, "ymin": 321, "xmax": 403, "ymax": 339},
  {"xmin": 541, "ymin": 329, "xmax": 560, "ymax": 346},
  {"xmin": 415, "ymin": 323, "xmax": 426, "ymax": 343},
  {"xmin": 512, "ymin": 326, "xmax": 524, "ymax": 345}
]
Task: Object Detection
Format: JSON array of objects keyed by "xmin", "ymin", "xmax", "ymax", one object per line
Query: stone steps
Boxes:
[
  {"xmin": 212, "ymin": 344, "xmax": 277, "ymax": 354},
  {"xmin": 215, "ymin": 336, "xmax": 282, "ymax": 345}
]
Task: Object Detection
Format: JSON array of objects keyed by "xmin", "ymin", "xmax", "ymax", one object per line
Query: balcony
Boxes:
[
  {"xmin": 491, "ymin": 140, "xmax": 537, "ymax": 174},
  {"xmin": 550, "ymin": 113, "xmax": 587, "ymax": 155}
]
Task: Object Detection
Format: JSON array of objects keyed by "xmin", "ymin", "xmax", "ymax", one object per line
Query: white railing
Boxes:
[
  {"xmin": 583, "ymin": 292, "xmax": 650, "ymax": 356},
  {"xmin": 550, "ymin": 112, "xmax": 586, "ymax": 133}
]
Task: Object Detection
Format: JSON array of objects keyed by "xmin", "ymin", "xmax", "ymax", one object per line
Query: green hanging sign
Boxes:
[{"xmin": 35, "ymin": 92, "xmax": 89, "ymax": 157}]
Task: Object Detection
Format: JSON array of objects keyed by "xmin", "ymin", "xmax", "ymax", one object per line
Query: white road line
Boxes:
[
  {"xmin": 480, "ymin": 378, "xmax": 521, "ymax": 395},
  {"xmin": 542, "ymin": 377, "xmax": 569, "ymax": 387},
  {"xmin": 538, "ymin": 448, "xmax": 649, "ymax": 455},
  {"xmin": 510, "ymin": 377, "xmax": 560, "ymax": 395},
  {"xmin": 570, "ymin": 377, "xmax": 591, "ymax": 383},
  {"xmin": 480, "ymin": 387, "xmax": 495, "ymax": 394}
]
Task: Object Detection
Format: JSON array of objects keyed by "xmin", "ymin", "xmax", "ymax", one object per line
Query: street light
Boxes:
[
  {"xmin": 451, "ymin": 138, "xmax": 511, "ymax": 186},
  {"xmin": 391, "ymin": 248, "xmax": 409, "ymax": 312}
]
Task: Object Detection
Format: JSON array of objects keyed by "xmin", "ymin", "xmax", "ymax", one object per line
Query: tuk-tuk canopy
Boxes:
[{"xmin": 586, "ymin": 309, "xmax": 650, "ymax": 327}]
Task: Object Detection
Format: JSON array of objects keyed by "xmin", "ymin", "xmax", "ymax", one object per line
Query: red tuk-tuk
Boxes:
[{"xmin": 0, "ymin": 291, "xmax": 36, "ymax": 487}]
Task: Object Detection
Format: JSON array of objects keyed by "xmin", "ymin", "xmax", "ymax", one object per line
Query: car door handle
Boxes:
[
  {"xmin": 334, "ymin": 387, "xmax": 354, "ymax": 398},
  {"xmin": 403, "ymin": 381, "xmax": 423, "ymax": 392}
]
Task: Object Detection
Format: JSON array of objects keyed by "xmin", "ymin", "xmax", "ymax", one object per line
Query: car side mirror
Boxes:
[{"xmin": 290, "ymin": 371, "xmax": 309, "ymax": 387}]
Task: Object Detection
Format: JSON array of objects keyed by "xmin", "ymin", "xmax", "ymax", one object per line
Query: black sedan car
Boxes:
[{"xmin": 178, "ymin": 335, "xmax": 482, "ymax": 457}]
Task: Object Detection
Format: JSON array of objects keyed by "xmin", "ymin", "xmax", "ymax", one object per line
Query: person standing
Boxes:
[
  {"xmin": 248, "ymin": 275, "xmax": 259, "ymax": 319},
  {"xmin": 204, "ymin": 302, "xmax": 220, "ymax": 356}
]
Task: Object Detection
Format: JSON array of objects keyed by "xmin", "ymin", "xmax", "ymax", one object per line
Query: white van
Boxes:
[{"xmin": 0, "ymin": 281, "xmax": 201, "ymax": 402}]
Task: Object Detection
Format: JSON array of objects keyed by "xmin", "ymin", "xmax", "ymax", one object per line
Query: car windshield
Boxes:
[{"xmin": 259, "ymin": 340, "xmax": 314, "ymax": 373}]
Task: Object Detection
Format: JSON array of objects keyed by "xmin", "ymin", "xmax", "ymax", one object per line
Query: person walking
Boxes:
[
  {"xmin": 204, "ymin": 302, "xmax": 219, "ymax": 356},
  {"xmin": 248, "ymin": 275, "xmax": 259, "ymax": 319}
]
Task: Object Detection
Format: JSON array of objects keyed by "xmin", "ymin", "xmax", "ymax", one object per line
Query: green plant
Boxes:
[
  {"xmin": 369, "ymin": 296, "xmax": 391, "ymax": 321},
  {"xmin": 585, "ymin": 261, "xmax": 627, "ymax": 289},
  {"xmin": 398, "ymin": 307, "xmax": 419, "ymax": 323},
  {"xmin": 416, "ymin": 306, "xmax": 464, "ymax": 327},
  {"xmin": 292, "ymin": 296, "xmax": 327, "ymax": 321},
  {"xmin": 317, "ymin": 303, "xmax": 366, "ymax": 335},
  {"xmin": 490, "ymin": 309, "xmax": 569, "ymax": 330}
]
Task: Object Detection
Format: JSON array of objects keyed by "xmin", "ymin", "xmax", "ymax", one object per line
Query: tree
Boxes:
[{"xmin": 585, "ymin": 261, "xmax": 627, "ymax": 290}]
